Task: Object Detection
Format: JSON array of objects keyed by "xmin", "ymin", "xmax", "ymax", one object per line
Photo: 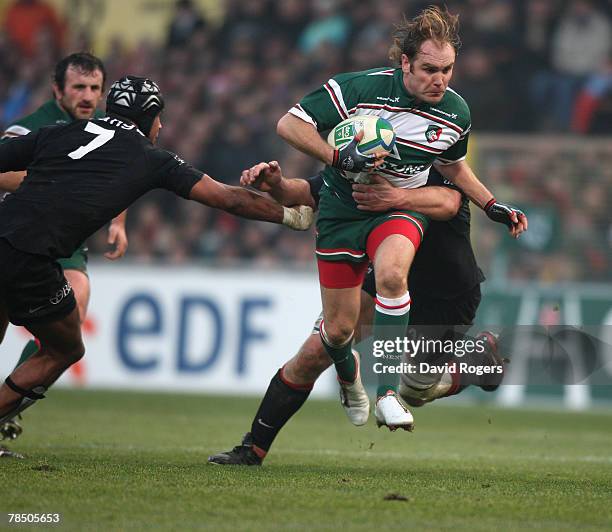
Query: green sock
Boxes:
[
  {"xmin": 373, "ymin": 293, "xmax": 411, "ymax": 398},
  {"xmin": 320, "ymin": 323, "xmax": 356, "ymax": 383},
  {"xmin": 15, "ymin": 339, "xmax": 40, "ymax": 369}
]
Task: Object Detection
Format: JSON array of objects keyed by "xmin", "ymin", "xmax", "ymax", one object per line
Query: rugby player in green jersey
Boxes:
[
  {"xmin": 0, "ymin": 53, "xmax": 127, "ymax": 444},
  {"xmin": 209, "ymin": 155, "xmax": 523, "ymax": 465},
  {"xmin": 276, "ymin": 6, "xmax": 527, "ymax": 431}
]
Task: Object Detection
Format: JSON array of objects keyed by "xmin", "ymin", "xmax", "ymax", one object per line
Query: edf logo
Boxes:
[{"xmin": 116, "ymin": 293, "xmax": 271, "ymax": 375}]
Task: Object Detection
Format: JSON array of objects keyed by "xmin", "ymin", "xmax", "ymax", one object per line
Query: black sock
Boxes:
[{"xmin": 250, "ymin": 368, "xmax": 312, "ymax": 454}]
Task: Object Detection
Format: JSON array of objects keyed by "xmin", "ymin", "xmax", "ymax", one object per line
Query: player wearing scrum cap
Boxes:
[
  {"xmin": 0, "ymin": 53, "xmax": 128, "ymax": 445},
  {"xmin": 274, "ymin": 6, "xmax": 527, "ymax": 431},
  {"xmin": 0, "ymin": 75, "xmax": 314, "ymax": 440}
]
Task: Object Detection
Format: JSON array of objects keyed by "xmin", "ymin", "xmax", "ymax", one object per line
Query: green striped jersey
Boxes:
[
  {"xmin": 3, "ymin": 100, "xmax": 104, "ymax": 138},
  {"xmin": 289, "ymin": 68, "xmax": 471, "ymax": 203}
]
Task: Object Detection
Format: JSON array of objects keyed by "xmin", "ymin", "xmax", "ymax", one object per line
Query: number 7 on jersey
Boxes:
[{"xmin": 68, "ymin": 122, "xmax": 115, "ymax": 160}]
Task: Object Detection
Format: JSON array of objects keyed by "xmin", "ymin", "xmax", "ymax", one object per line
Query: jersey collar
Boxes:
[
  {"xmin": 52, "ymin": 99, "xmax": 75, "ymax": 122},
  {"xmin": 394, "ymin": 69, "xmax": 418, "ymax": 105}
]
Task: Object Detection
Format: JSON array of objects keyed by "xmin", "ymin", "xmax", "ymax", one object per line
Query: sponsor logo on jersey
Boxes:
[
  {"xmin": 429, "ymin": 107, "xmax": 458, "ymax": 119},
  {"xmin": 378, "ymin": 161, "xmax": 427, "ymax": 176},
  {"xmin": 376, "ymin": 96, "xmax": 400, "ymax": 103},
  {"xmin": 425, "ymin": 125, "xmax": 443, "ymax": 143},
  {"xmin": 50, "ymin": 282, "xmax": 72, "ymax": 305}
]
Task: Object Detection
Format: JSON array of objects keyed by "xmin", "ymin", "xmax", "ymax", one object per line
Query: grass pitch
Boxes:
[{"xmin": 2, "ymin": 389, "xmax": 612, "ymax": 531}]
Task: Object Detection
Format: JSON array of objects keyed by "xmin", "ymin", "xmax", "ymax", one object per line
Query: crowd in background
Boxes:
[{"xmin": 0, "ymin": 0, "xmax": 610, "ymax": 283}]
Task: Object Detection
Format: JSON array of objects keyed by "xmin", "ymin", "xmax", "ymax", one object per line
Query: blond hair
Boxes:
[{"xmin": 389, "ymin": 6, "xmax": 461, "ymax": 65}]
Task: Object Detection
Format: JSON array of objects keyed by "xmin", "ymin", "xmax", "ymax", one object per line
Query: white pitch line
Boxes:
[{"xmin": 33, "ymin": 443, "xmax": 612, "ymax": 465}]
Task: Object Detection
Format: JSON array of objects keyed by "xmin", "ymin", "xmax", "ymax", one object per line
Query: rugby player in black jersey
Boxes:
[
  {"xmin": 0, "ymin": 76, "xmax": 314, "ymax": 432},
  {"xmin": 209, "ymin": 160, "xmax": 526, "ymax": 465}
]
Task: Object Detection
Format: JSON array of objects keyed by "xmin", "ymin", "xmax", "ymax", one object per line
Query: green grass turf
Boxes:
[{"xmin": 1, "ymin": 390, "xmax": 612, "ymax": 531}]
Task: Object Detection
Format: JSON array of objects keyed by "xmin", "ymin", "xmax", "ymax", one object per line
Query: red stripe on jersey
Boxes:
[
  {"xmin": 353, "ymin": 103, "xmax": 464, "ymax": 134},
  {"xmin": 324, "ymin": 83, "xmax": 348, "ymax": 120},
  {"xmin": 396, "ymin": 137, "xmax": 444, "ymax": 154}
]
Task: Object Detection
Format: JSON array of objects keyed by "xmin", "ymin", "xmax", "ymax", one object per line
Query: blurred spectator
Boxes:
[
  {"xmin": 4, "ymin": 0, "xmax": 64, "ymax": 56},
  {"xmin": 0, "ymin": 0, "xmax": 609, "ymax": 281},
  {"xmin": 298, "ymin": 0, "xmax": 350, "ymax": 54},
  {"xmin": 572, "ymin": 59, "xmax": 612, "ymax": 133},
  {"xmin": 453, "ymin": 47, "xmax": 515, "ymax": 130},
  {"xmin": 531, "ymin": 0, "xmax": 611, "ymax": 130},
  {"xmin": 167, "ymin": 0, "xmax": 206, "ymax": 48}
]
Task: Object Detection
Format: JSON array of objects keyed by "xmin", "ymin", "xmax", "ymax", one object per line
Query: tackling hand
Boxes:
[
  {"xmin": 240, "ymin": 161, "xmax": 282, "ymax": 193},
  {"xmin": 332, "ymin": 130, "xmax": 387, "ymax": 173},
  {"xmin": 484, "ymin": 198, "xmax": 528, "ymax": 239},
  {"xmin": 105, "ymin": 220, "xmax": 128, "ymax": 260},
  {"xmin": 351, "ymin": 174, "xmax": 399, "ymax": 211}
]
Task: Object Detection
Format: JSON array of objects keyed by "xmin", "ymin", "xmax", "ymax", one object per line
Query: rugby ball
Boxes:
[{"xmin": 327, "ymin": 115, "xmax": 396, "ymax": 183}]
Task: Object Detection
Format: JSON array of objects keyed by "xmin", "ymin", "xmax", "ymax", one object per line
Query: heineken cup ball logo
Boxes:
[{"xmin": 334, "ymin": 120, "xmax": 367, "ymax": 144}]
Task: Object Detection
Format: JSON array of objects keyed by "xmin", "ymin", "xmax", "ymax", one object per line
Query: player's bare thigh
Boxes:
[
  {"xmin": 64, "ymin": 269, "xmax": 90, "ymax": 325},
  {"xmin": 372, "ymin": 235, "xmax": 415, "ymax": 297}
]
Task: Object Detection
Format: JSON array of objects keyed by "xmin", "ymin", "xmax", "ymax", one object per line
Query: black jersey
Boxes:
[
  {"xmin": 409, "ymin": 168, "xmax": 484, "ymax": 299},
  {"xmin": 0, "ymin": 117, "xmax": 202, "ymax": 259},
  {"xmin": 306, "ymin": 168, "xmax": 484, "ymax": 298}
]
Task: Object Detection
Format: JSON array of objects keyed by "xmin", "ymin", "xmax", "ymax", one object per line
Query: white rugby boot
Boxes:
[
  {"xmin": 374, "ymin": 391, "xmax": 414, "ymax": 431},
  {"xmin": 399, "ymin": 372, "xmax": 454, "ymax": 407},
  {"xmin": 338, "ymin": 349, "xmax": 370, "ymax": 426}
]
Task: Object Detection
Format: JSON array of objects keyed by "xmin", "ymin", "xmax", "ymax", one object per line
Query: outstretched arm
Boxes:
[
  {"xmin": 0, "ymin": 170, "xmax": 26, "ymax": 193},
  {"xmin": 189, "ymin": 174, "xmax": 314, "ymax": 230},
  {"xmin": 0, "ymin": 133, "xmax": 38, "ymax": 184},
  {"xmin": 240, "ymin": 161, "xmax": 316, "ymax": 208}
]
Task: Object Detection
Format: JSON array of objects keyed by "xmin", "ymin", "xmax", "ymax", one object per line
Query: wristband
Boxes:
[
  {"xmin": 483, "ymin": 197, "xmax": 496, "ymax": 211},
  {"xmin": 332, "ymin": 149, "xmax": 340, "ymax": 167}
]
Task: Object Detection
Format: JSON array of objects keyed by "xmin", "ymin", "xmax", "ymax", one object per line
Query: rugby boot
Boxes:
[
  {"xmin": 207, "ymin": 433, "xmax": 262, "ymax": 466},
  {"xmin": 374, "ymin": 391, "xmax": 414, "ymax": 432},
  {"xmin": 476, "ymin": 331, "xmax": 507, "ymax": 391},
  {"xmin": 399, "ymin": 372, "xmax": 455, "ymax": 407},
  {"xmin": 0, "ymin": 445, "xmax": 24, "ymax": 459},
  {"xmin": 0, "ymin": 415, "xmax": 23, "ymax": 441},
  {"xmin": 338, "ymin": 349, "xmax": 370, "ymax": 426}
]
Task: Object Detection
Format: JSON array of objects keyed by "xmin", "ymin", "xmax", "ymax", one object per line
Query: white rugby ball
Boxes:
[{"xmin": 327, "ymin": 115, "xmax": 396, "ymax": 183}]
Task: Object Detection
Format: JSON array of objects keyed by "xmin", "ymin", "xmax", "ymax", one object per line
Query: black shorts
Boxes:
[
  {"xmin": 0, "ymin": 238, "xmax": 76, "ymax": 326},
  {"xmin": 409, "ymin": 284, "xmax": 481, "ymax": 328},
  {"xmin": 361, "ymin": 265, "xmax": 481, "ymax": 328}
]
